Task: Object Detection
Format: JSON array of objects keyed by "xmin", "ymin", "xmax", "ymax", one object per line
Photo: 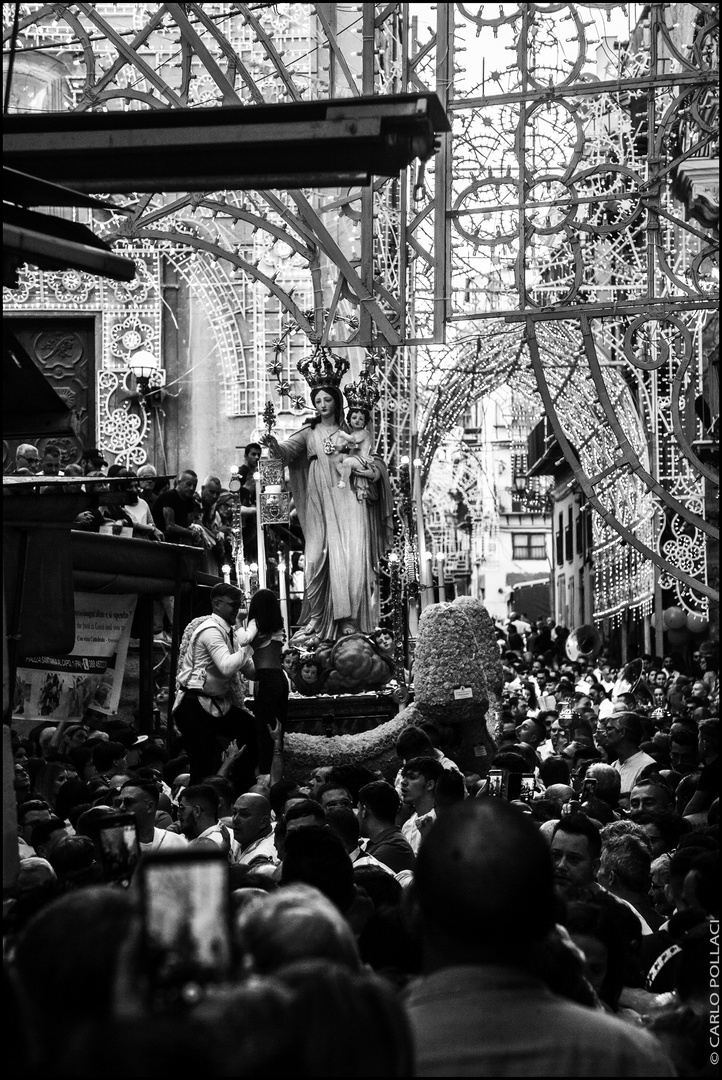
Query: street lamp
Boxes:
[{"xmin": 127, "ymin": 348, "xmax": 162, "ymax": 407}]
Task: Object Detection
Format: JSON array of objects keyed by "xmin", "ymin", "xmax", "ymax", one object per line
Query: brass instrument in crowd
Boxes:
[
  {"xmin": 611, "ymin": 658, "xmax": 655, "ymax": 713},
  {"xmin": 565, "ymin": 624, "xmax": 603, "ymax": 663}
]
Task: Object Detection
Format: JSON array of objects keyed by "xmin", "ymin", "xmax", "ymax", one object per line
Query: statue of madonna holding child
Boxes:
[{"xmin": 262, "ymin": 350, "xmax": 394, "ymax": 646}]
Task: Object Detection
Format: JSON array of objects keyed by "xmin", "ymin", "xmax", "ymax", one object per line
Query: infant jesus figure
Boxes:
[{"xmin": 334, "ymin": 406, "xmax": 373, "ymax": 500}]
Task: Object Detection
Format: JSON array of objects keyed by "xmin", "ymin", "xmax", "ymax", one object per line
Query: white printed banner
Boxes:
[{"xmin": 15, "ymin": 593, "xmax": 138, "ymax": 721}]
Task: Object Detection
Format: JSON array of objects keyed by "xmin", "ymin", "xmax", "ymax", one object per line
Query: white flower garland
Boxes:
[
  {"xmin": 283, "ymin": 707, "xmax": 421, "ymax": 780},
  {"xmin": 281, "ymin": 599, "xmax": 503, "ymax": 776}
]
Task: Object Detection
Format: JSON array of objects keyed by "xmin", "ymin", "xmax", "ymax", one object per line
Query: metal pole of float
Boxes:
[
  {"xmin": 437, "ymin": 553, "xmax": 447, "ymax": 603},
  {"xmin": 255, "ymin": 467, "xmax": 267, "ymax": 590},
  {"xmin": 278, "ymin": 553, "xmax": 291, "ymax": 640}
]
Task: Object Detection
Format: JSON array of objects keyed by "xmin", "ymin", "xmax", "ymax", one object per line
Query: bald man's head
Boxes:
[
  {"xmin": 414, "ymin": 800, "xmax": 555, "ymax": 965},
  {"xmin": 248, "ymin": 783, "xmax": 272, "ymax": 800},
  {"xmin": 231, "ymin": 792, "xmax": 272, "ymax": 849}
]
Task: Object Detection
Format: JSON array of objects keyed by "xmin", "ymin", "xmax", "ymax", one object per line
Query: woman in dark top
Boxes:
[{"xmin": 242, "ymin": 589, "xmax": 288, "ymax": 769}]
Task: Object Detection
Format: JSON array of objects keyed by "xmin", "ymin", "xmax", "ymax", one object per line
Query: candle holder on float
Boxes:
[
  {"xmin": 260, "ymin": 487, "xmax": 292, "ymax": 525},
  {"xmin": 258, "ymin": 454, "xmax": 290, "ymax": 525},
  {"xmin": 256, "ymin": 401, "xmax": 291, "ymax": 590}
]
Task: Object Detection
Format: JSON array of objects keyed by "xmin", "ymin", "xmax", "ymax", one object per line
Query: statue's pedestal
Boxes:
[{"xmin": 248, "ymin": 692, "xmax": 402, "ymax": 736}]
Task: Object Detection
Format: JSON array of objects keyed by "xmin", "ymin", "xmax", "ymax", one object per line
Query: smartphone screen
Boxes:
[
  {"xmin": 98, "ymin": 813, "xmax": 140, "ymax": 884},
  {"xmin": 581, "ymin": 777, "xmax": 598, "ymax": 802},
  {"xmin": 519, "ymin": 774, "xmax": 536, "ymax": 803},
  {"xmin": 139, "ymin": 848, "xmax": 234, "ymax": 1011},
  {"xmin": 487, "ymin": 770, "xmax": 506, "ymax": 799}
]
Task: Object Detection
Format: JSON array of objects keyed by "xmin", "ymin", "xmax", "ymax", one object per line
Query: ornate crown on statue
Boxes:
[
  {"xmin": 297, "ymin": 345, "xmax": 350, "ymax": 390},
  {"xmin": 343, "ymin": 365, "xmax": 380, "ymax": 412}
]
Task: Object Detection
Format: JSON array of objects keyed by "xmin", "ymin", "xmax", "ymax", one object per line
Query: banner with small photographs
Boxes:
[{"xmin": 14, "ymin": 593, "xmax": 137, "ymax": 721}]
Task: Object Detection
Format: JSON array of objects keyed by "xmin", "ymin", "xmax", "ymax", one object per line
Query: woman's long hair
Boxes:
[
  {"xmin": 33, "ymin": 761, "xmax": 73, "ymax": 811},
  {"xmin": 521, "ymin": 680, "xmax": 540, "ymax": 710},
  {"xmin": 291, "ymin": 551, "xmax": 305, "ymax": 574},
  {"xmin": 306, "ymin": 385, "xmax": 346, "ymax": 429},
  {"xmin": 247, "ymin": 588, "xmax": 284, "ymax": 634}
]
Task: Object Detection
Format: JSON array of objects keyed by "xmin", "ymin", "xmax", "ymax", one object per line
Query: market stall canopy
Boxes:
[{"xmin": 3, "ymin": 92, "xmax": 451, "ymax": 193}]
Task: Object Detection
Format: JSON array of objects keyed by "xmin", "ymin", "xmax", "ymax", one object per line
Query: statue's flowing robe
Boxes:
[{"xmin": 277, "ymin": 423, "xmax": 394, "ymax": 640}]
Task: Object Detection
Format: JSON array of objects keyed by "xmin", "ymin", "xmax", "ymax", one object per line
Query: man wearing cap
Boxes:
[
  {"xmin": 173, "ymin": 583, "xmax": 258, "ymax": 786},
  {"xmin": 80, "ymin": 448, "xmax": 108, "ymax": 475}
]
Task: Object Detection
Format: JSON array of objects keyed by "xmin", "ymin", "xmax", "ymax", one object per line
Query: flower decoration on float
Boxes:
[
  {"xmin": 262, "ymin": 399, "xmax": 277, "ymax": 434},
  {"xmin": 386, "ymin": 549, "xmax": 407, "ymax": 670},
  {"xmin": 395, "ymin": 455, "xmax": 420, "ymax": 601},
  {"xmin": 283, "ymin": 710, "xmax": 411, "ymax": 775},
  {"xmin": 452, "ymin": 596, "xmax": 503, "ymax": 698},
  {"xmin": 414, "ymin": 604, "xmax": 487, "ymax": 711},
  {"xmin": 267, "ymin": 343, "xmax": 302, "ymax": 411}
]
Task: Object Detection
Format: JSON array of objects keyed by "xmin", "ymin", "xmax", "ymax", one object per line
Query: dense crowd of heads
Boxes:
[{"xmin": 5, "ymin": 604, "xmax": 718, "ymax": 1076}]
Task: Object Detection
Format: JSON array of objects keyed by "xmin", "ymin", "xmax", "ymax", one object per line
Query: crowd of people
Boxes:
[
  {"xmin": 8, "ymin": 441, "xmax": 298, "ymax": 657},
  {"xmin": 8, "ymin": 442, "xmax": 272, "ymax": 586},
  {"xmin": 5, "ymin": 588, "xmax": 718, "ymax": 1076},
  {"xmin": 6, "ymin": 443, "xmax": 719, "ymax": 1075}
]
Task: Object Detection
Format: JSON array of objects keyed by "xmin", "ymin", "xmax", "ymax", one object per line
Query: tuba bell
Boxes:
[
  {"xmin": 565, "ymin": 624, "xmax": 603, "ymax": 663},
  {"xmin": 611, "ymin": 658, "xmax": 655, "ymax": 712}
]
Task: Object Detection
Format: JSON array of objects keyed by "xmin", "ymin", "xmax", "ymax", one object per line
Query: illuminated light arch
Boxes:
[{"xmin": 3, "ymin": 2, "xmax": 718, "ymax": 616}]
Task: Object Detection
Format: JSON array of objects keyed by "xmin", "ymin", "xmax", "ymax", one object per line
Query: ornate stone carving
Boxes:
[{"xmin": 4, "ymin": 250, "xmax": 162, "ymax": 468}]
